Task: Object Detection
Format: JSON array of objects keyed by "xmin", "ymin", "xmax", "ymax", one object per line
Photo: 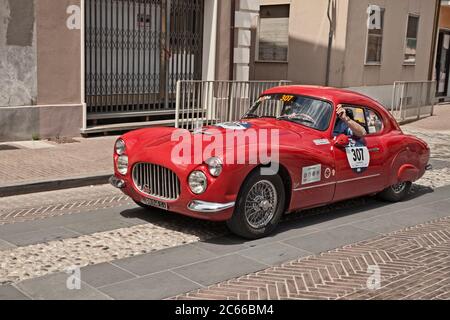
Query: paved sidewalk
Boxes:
[
  {"xmin": 0, "ymin": 136, "xmax": 116, "ymax": 195},
  {"xmin": 403, "ymin": 103, "xmax": 450, "ymax": 132}
]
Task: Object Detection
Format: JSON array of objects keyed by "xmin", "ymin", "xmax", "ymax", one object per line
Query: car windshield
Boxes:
[{"xmin": 243, "ymin": 94, "xmax": 333, "ymax": 131}]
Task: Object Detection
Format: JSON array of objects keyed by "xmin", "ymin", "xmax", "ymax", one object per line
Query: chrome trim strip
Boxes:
[
  {"xmin": 293, "ymin": 182, "xmax": 336, "ymax": 192},
  {"xmin": 336, "ymin": 174, "xmax": 381, "ymax": 184},
  {"xmin": 188, "ymin": 200, "xmax": 235, "ymax": 213},
  {"xmin": 293, "ymin": 174, "xmax": 381, "ymax": 191}
]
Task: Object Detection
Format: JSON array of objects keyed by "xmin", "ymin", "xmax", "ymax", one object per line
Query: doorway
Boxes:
[
  {"xmin": 436, "ymin": 30, "xmax": 450, "ymax": 98},
  {"xmin": 84, "ymin": 0, "xmax": 204, "ymax": 128}
]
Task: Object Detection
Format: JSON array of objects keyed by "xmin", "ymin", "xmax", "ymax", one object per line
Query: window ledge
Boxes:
[
  {"xmin": 403, "ymin": 63, "xmax": 416, "ymax": 66},
  {"xmin": 364, "ymin": 62, "xmax": 382, "ymax": 66},
  {"xmin": 255, "ymin": 60, "xmax": 289, "ymax": 64}
]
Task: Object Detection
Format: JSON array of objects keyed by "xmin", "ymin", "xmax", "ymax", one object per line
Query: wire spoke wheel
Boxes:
[
  {"xmin": 244, "ymin": 180, "xmax": 278, "ymax": 229},
  {"xmin": 227, "ymin": 171, "xmax": 285, "ymax": 239}
]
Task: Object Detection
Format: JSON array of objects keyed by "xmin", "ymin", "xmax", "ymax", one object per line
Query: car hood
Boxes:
[
  {"xmin": 200, "ymin": 118, "xmax": 306, "ymax": 142},
  {"xmin": 122, "ymin": 118, "xmax": 325, "ymax": 163}
]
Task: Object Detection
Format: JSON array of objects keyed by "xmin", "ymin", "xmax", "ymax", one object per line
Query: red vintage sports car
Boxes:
[{"xmin": 110, "ymin": 86, "xmax": 431, "ymax": 239}]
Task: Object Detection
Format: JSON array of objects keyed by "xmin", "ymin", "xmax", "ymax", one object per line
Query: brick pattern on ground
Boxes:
[
  {"xmin": 0, "ymin": 185, "xmax": 131, "ymax": 226},
  {"xmin": 0, "ymin": 194, "xmax": 131, "ymax": 226},
  {"xmin": 172, "ymin": 217, "xmax": 450, "ymax": 300}
]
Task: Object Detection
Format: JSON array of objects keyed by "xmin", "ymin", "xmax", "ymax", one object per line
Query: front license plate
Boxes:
[{"xmin": 141, "ymin": 198, "xmax": 168, "ymax": 210}]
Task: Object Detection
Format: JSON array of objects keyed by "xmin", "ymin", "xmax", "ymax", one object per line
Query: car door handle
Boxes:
[{"xmin": 369, "ymin": 147, "xmax": 380, "ymax": 153}]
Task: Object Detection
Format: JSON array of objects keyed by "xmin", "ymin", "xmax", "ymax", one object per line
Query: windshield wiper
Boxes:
[
  {"xmin": 242, "ymin": 113, "xmax": 260, "ymax": 119},
  {"xmin": 260, "ymin": 115, "xmax": 277, "ymax": 119}
]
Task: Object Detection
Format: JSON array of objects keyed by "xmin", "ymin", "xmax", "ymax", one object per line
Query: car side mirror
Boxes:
[{"xmin": 334, "ymin": 134, "xmax": 349, "ymax": 148}]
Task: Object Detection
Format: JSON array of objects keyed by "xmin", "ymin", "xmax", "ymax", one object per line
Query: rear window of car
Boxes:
[{"xmin": 365, "ymin": 109, "xmax": 384, "ymax": 134}]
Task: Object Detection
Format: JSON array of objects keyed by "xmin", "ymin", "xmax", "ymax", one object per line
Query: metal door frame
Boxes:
[{"xmin": 436, "ymin": 29, "xmax": 450, "ymax": 97}]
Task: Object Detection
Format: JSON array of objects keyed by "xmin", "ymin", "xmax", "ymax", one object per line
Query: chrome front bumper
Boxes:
[{"xmin": 188, "ymin": 200, "xmax": 235, "ymax": 213}]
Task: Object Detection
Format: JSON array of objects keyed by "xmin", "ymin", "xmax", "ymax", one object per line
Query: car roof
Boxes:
[
  {"xmin": 261, "ymin": 85, "xmax": 400, "ymax": 132},
  {"xmin": 262, "ymin": 85, "xmax": 381, "ymax": 108}
]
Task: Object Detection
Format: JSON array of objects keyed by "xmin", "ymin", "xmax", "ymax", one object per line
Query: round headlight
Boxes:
[
  {"xmin": 117, "ymin": 155, "xmax": 129, "ymax": 175},
  {"xmin": 188, "ymin": 171, "xmax": 207, "ymax": 194},
  {"xmin": 115, "ymin": 139, "xmax": 126, "ymax": 156},
  {"xmin": 205, "ymin": 157, "xmax": 223, "ymax": 177}
]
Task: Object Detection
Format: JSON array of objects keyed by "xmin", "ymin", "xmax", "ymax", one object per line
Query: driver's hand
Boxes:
[{"xmin": 336, "ymin": 105, "xmax": 347, "ymax": 121}]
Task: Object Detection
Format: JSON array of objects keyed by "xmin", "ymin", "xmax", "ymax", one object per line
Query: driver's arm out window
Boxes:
[{"xmin": 336, "ymin": 105, "xmax": 368, "ymax": 134}]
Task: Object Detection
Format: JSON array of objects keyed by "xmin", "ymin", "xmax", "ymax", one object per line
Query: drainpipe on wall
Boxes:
[
  {"xmin": 229, "ymin": 0, "xmax": 236, "ymax": 80},
  {"xmin": 325, "ymin": 0, "xmax": 334, "ymax": 87},
  {"xmin": 428, "ymin": 0, "xmax": 441, "ymax": 82}
]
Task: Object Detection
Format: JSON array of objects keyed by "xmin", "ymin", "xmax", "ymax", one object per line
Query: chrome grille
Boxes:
[{"xmin": 132, "ymin": 163, "xmax": 181, "ymax": 201}]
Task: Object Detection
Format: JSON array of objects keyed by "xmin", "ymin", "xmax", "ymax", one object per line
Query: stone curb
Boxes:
[{"xmin": 0, "ymin": 173, "xmax": 112, "ymax": 197}]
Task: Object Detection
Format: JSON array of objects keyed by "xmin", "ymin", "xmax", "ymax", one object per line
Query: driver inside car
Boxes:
[{"xmin": 333, "ymin": 105, "xmax": 367, "ymax": 138}]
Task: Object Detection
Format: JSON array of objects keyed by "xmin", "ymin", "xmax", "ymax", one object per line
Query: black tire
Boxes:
[
  {"xmin": 133, "ymin": 200, "xmax": 167, "ymax": 215},
  {"xmin": 133, "ymin": 200, "xmax": 152, "ymax": 210},
  {"xmin": 227, "ymin": 170, "xmax": 286, "ymax": 239},
  {"xmin": 378, "ymin": 181, "xmax": 412, "ymax": 202}
]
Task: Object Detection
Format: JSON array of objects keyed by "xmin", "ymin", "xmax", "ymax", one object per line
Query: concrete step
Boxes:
[{"xmin": 81, "ymin": 119, "xmax": 176, "ymax": 134}]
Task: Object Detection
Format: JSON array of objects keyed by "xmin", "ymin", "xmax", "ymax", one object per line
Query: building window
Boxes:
[
  {"xmin": 404, "ymin": 15, "xmax": 419, "ymax": 64},
  {"xmin": 256, "ymin": 5, "xmax": 290, "ymax": 62},
  {"xmin": 365, "ymin": 8, "xmax": 385, "ymax": 64}
]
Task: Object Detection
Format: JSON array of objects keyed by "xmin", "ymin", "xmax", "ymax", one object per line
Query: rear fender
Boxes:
[{"xmin": 397, "ymin": 164, "xmax": 419, "ymax": 183}]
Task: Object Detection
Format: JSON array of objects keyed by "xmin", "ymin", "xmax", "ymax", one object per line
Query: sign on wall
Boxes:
[
  {"xmin": 67, "ymin": 5, "xmax": 81, "ymax": 30},
  {"xmin": 367, "ymin": 4, "xmax": 381, "ymax": 30}
]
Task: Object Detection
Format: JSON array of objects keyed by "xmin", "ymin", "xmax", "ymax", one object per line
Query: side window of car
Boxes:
[
  {"xmin": 364, "ymin": 108, "xmax": 383, "ymax": 134},
  {"xmin": 337, "ymin": 105, "xmax": 369, "ymax": 134},
  {"xmin": 347, "ymin": 106, "xmax": 367, "ymax": 128}
]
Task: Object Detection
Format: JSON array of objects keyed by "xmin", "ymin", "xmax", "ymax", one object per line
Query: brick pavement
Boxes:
[
  {"xmin": 0, "ymin": 136, "xmax": 116, "ymax": 187},
  {"xmin": 173, "ymin": 217, "xmax": 450, "ymax": 300},
  {"xmin": 0, "ymin": 191, "xmax": 131, "ymax": 226}
]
